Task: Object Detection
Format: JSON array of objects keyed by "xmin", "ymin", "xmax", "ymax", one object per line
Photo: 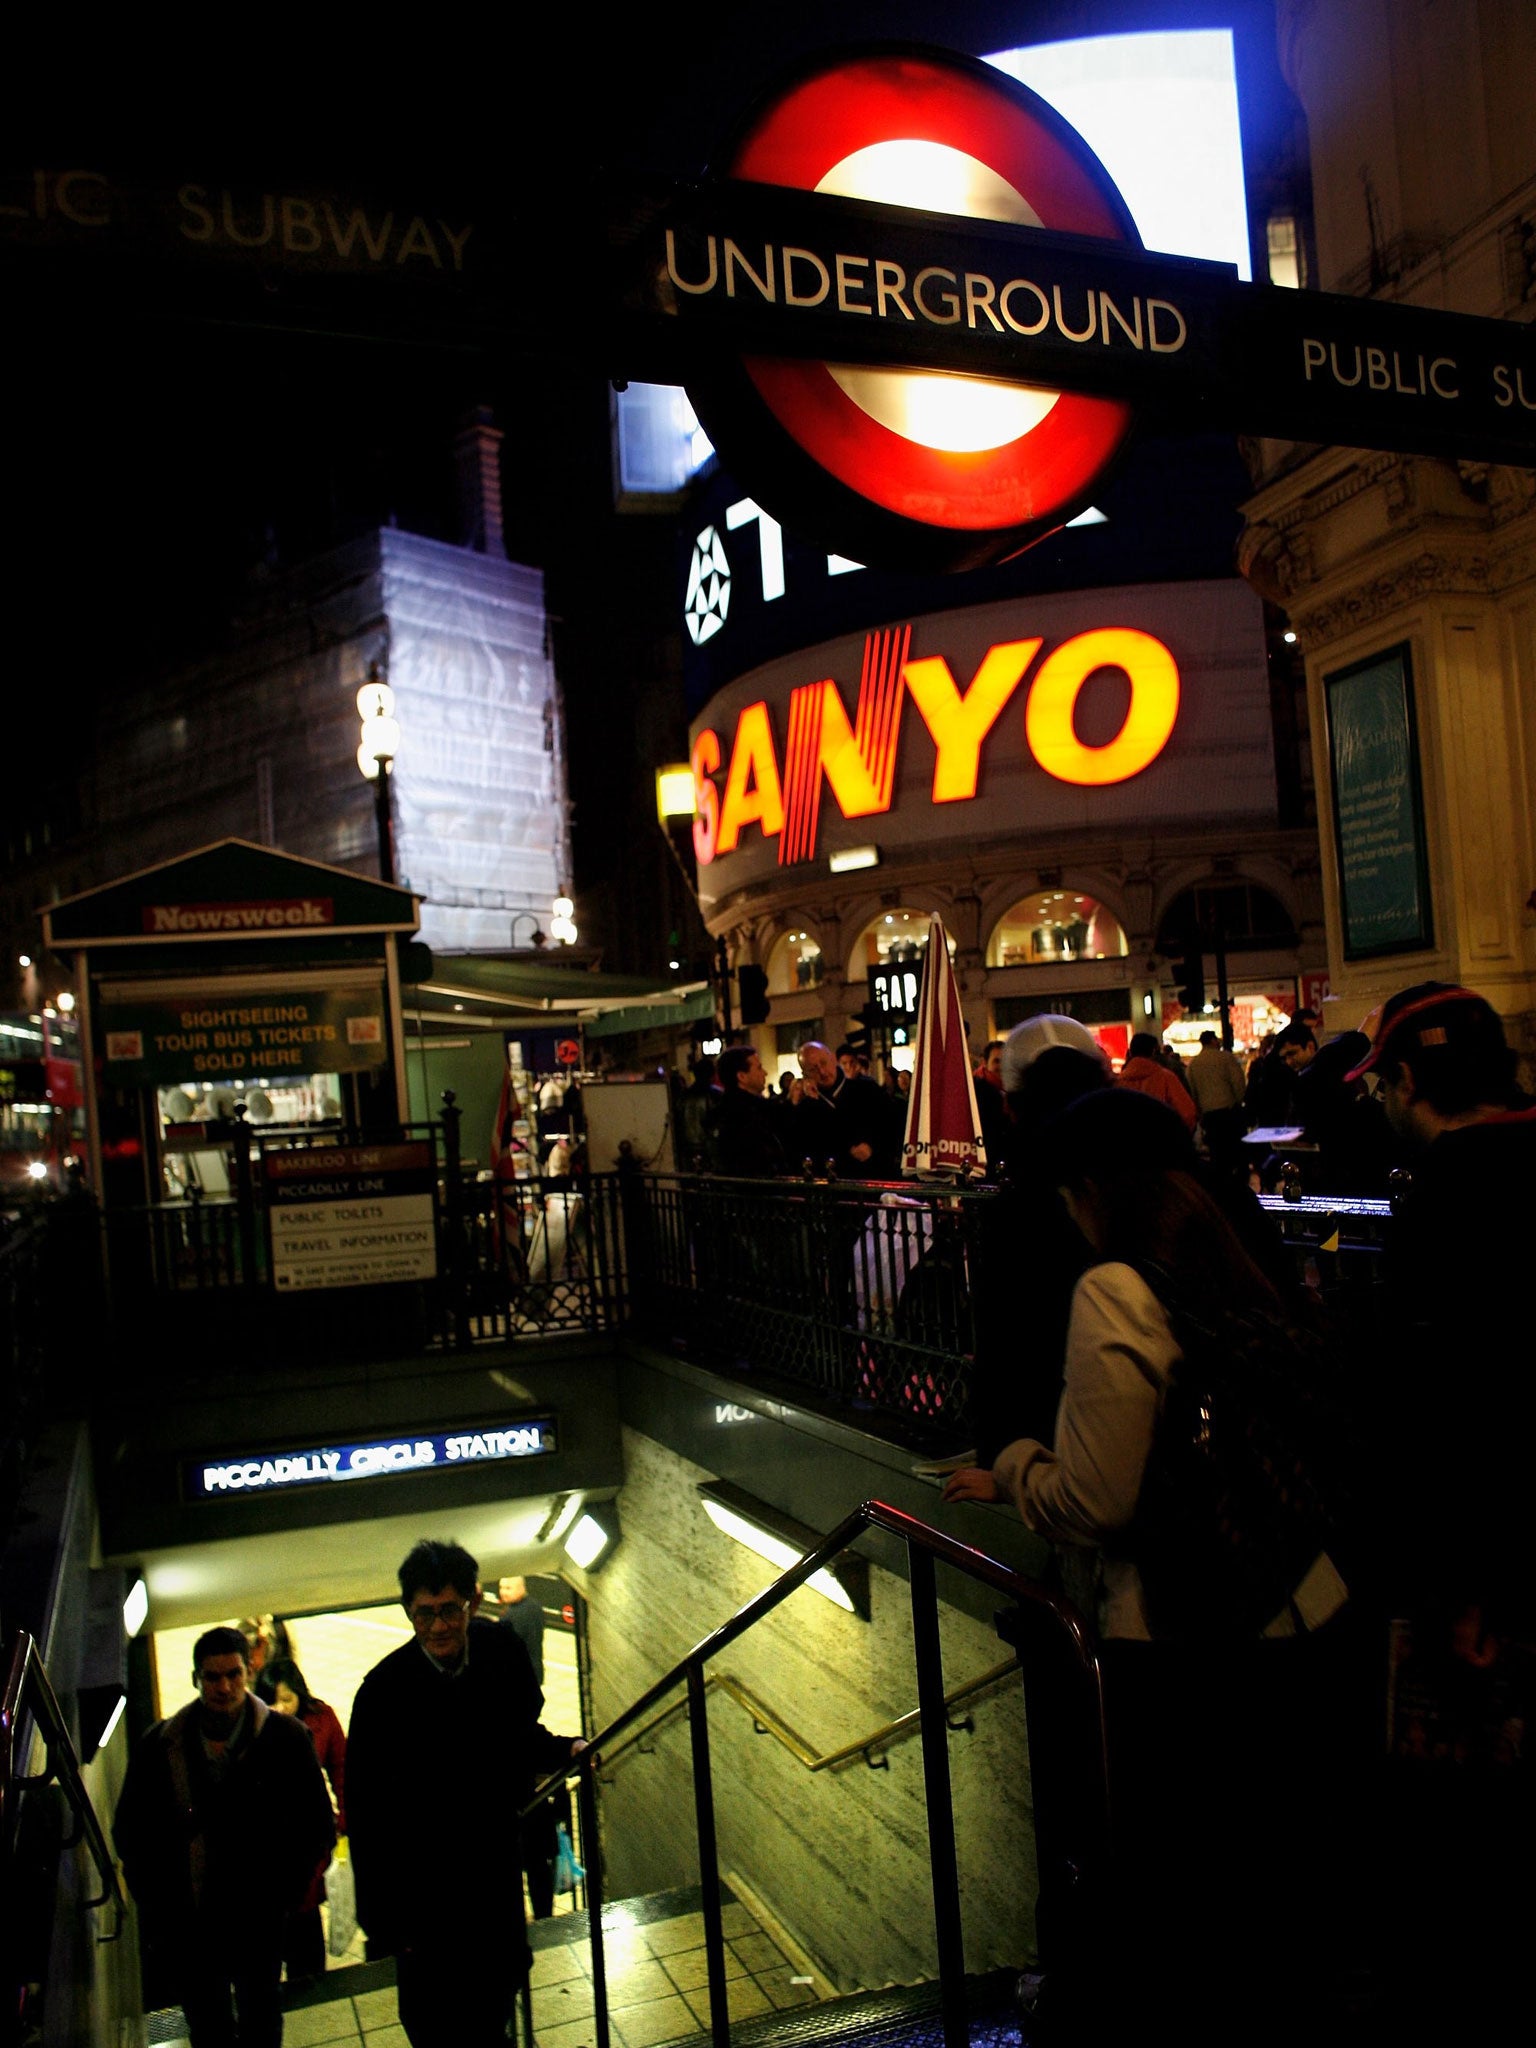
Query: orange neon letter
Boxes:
[
  {"xmin": 779, "ymin": 625, "xmax": 909, "ymax": 866},
  {"xmin": 811, "ymin": 682, "xmax": 889, "ymax": 817},
  {"xmin": 691, "ymin": 729, "xmax": 720, "ymax": 864},
  {"xmin": 903, "ymin": 638, "xmax": 1041, "ymax": 801},
  {"xmin": 1024, "ymin": 628, "xmax": 1180, "ymax": 786},
  {"xmin": 715, "ymin": 701, "xmax": 785, "ymax": 854}
]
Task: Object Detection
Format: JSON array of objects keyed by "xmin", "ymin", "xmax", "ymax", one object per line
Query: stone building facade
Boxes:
[
  {"xmin": 7, "ymin": 523, "xmax": 571, "ymax": 971},
  {"xmin": 1239, "ymin": 0, "xmax": 1536, "ymax": 1050}
]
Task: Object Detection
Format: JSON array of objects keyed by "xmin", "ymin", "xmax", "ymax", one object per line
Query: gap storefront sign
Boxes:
[{"xmin": 689, "ymin": 579, "xmax": 1275, "ymax": 901}]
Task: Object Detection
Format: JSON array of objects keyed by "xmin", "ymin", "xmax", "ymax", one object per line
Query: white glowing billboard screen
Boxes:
[{"xmin": 986, "ymin": 28, "xmax": 1251, "ymax": 278}]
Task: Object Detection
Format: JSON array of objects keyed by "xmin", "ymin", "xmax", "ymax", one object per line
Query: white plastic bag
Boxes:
[{"xmin": 325, "ymin": 1852, "xmax": 357, "ymax": 1958}]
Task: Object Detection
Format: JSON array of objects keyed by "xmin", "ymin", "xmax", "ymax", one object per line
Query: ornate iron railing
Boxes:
[
  {"xmin": 43, "ymin": 1135, "xmax": 1396, "ymax": 1440},
  {"xmin": 617, "ymin": 1170, "xmax": 985, "ymax": 1433}
]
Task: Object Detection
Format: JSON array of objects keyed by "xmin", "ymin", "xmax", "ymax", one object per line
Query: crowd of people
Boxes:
[
  {"xmin": 949, "ymin": 980, "xmax": 1535, "ymax": 2038},
  {"xmin": 677, "ymin": 1001, "xmax": 1412, "ymax": 1199},
  {"xmin": 681, "ymin": 1036, "xmax": 910, "ymax": 1178},
  {"xmin": 111, "ymin": 982, "xmax": 1532, "ymax": 2043}
]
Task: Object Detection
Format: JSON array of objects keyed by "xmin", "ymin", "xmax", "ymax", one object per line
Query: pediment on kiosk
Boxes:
[{"xmin": 43, "ymin": 838, "xmax": 419, "ymax": 949}]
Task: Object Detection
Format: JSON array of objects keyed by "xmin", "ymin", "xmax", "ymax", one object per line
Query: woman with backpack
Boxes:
[{"xmin": 946, "ymin": 1087, "xmax": 1368, "ymax": 2040}]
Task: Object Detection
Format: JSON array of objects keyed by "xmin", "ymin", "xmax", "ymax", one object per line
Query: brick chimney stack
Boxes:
[{"xmin": 454, "ymin": 403, "xmax": 506, "ymax": 555}]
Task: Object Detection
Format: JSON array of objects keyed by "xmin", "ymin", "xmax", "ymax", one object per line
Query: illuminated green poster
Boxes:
[{"xmin": 1325, "ymin": 646, "xmax": 1433, "ymax": 960}]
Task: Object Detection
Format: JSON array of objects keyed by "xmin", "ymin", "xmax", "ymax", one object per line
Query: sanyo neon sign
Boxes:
[{"xmin": 692, "ymin": 622, "xmax": 1180, "ymax": 867}]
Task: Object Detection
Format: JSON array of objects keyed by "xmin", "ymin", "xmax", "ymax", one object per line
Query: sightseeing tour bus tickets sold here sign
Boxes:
[{"xmin": 101, "ymin": 986, "xmax": 387, "ymax": 1084}]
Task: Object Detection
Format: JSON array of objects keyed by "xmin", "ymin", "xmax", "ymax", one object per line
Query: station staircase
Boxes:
[{"xmin": 7, "ymin": 1503, "xmax": 1107, "ymax": 2048}]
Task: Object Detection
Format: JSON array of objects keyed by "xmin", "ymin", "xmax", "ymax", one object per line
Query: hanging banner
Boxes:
[{"xmin": 1325, "ymin": 645, "xmax": 1433, "ymax": 959}]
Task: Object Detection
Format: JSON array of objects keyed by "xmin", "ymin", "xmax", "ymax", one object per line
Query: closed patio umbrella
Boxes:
[{"xmin": 900, "ymin": 915, "xmax": 987, "ymax": 1180}]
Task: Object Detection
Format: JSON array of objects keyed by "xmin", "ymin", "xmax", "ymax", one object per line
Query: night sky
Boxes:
[{"xmin": 6, "ymin": 4, "xmax": 1297, "ymax": 965}]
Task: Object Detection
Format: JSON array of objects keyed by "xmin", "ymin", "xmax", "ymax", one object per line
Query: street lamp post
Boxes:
[
  {"xmin": 356, "ymin": 664, "xmax": 401, "ymax": 885},
  {"xmin": 511, "ymin": 897, "xmax": 579, "ymax": 952},
  {"xmin": 655, "ymin": 764, "xmax": 730, "ymax": 1027}
]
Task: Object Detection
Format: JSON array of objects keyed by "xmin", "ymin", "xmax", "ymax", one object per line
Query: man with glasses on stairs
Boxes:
[{"xmin": 347, "ymin": 1539, "xmax": 584, "ymax": 2046}]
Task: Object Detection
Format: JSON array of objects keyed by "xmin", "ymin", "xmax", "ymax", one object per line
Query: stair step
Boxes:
[
  {"xmin": 147, "ymin": 1910, "xmax": 1018, "ymax": 2048},
  {"xmin": 529, "ymin": 1878, "xmax": 737, "ymax": 1953},
  {"xmin": 658, "ymin": 1973, "xmax": 1020, "ymax": 2048}
]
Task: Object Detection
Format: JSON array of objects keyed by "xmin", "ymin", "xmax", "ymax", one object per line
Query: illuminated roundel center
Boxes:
[
  {"xmin": 722, "ymin": 50, "xmax": 1141, "ymax": 541},
  {"xmin": 815, "ymin": 140, "xmax": 1060, "ymax": 454}
]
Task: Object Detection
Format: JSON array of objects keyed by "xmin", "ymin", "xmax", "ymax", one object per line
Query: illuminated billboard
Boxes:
[
  {"xmin": 689, "ymin": 579, "xmax": 1276, "ymax": 905},
  {"xmin": 986, "ymin": 29, "xmax": 1250, "ymax": 278}
]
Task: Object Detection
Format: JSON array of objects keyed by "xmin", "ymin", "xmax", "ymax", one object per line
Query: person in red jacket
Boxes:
[
  {"xmin": 1117, "ymin": 1032, "xmax": 1198, "ymax": 1130},
  {"xmin": 266, "ymin": 1657, "xmax": 347, "ymax": 1982}
]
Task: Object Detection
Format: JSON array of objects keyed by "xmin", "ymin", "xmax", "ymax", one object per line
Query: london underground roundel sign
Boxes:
[{"xmin": 685, "ymin": 47, "xmax": 1144, "ymax": 573}]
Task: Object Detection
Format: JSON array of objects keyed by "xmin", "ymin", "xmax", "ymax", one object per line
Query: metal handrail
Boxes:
[
  {"xmin": 595, "ymin": 1657, "xmax": 1021, "ymax": 1778},
  {"xmin": 525, "ymin": 1499, "xmax": 1109, "ymax": 2048},
  {"xmin": 1, "ymin": 1632, "xmax": 124, "ymax": 1941}
]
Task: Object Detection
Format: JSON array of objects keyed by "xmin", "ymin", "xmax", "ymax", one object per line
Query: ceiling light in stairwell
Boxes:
[
  {"xmin": 538, "ymin": 1492, "xmax": 584, "ymax": 1546},
  {"xmin": 95, "ymin": 1694, "xmax": 128, "ymax": 1750},
  {"xmin": 564, "ymin": 1500, "xmax": 622, "ymax": 1572},
  {"xmin": 123, "ymin": 1575, "xmax": 149, "ymax": 1637},
  {"xmin": 698, "ymin": 1480, "xmax": 870, "ymax": 1619}
]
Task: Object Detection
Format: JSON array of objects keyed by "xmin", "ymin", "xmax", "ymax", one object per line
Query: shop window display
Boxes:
[
  {"xmin": 988, "ymin": 890, "xmax": 1129, "ymax": 968},
  {"xmin": 766, "ymin": 930, "xmax": 824, "ymax": 996},
  {"xmin": 847, "ymin": 909, "xmax": 953, "ymax": 983}
]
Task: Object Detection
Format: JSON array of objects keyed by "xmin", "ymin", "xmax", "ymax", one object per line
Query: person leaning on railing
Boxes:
[
  {"xmin": 946, "ymin": 1088, "xmax": 1368, "ymax": 2040},
  {"xmin": 711, "ymin": 1046, "xmax": 789, "ymax": 1177}
]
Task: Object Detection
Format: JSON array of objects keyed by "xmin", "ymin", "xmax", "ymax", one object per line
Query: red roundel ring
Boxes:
[{"xmin": 691, "ymin": 46, "xmax": 1143, "ymax": 570}]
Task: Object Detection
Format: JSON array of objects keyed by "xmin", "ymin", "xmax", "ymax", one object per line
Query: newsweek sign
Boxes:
[
  {"xmin": 689, "ymin": 580, "xmax": 1275, "ymax": 901},
  {"xmin": 141, "ymin": 897, "xmax": 335, "ymax": 934}
]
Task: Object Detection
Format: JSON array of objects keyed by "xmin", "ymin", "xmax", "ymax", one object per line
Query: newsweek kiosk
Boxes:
[{"xmin": 41, "ymin": 839, "xmax": 421, "ymax": 1208}]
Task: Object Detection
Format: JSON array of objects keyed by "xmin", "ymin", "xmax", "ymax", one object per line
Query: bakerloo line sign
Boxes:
[
  {"xmin": 624, "ymin": 45, "xmax": 1536, "ymax": 573},
  {"xmin": 691, "ymin": 623, "xmax": 1179, "ymax": 866}
]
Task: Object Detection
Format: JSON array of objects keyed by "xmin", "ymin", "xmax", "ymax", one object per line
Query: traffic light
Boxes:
[
  {"xmin": 1175, "ymin": 934, "xmax": 1206, "ymax": 1013},
  {"xmin": 737, "ymin": 964, "xmax": 770, "ymax": 1024}
]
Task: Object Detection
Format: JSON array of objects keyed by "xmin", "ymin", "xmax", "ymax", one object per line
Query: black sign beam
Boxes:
[
  {"xmin": 615, "ymin": 179, "xmax": 1536, "ymax": 468},
  {"xmin": 8, "ymin": 161, "xmax": 1534, "ymax": 467}
]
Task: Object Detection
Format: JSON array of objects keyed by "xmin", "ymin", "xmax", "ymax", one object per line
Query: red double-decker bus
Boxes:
[{"xmin": 0, "ymin": 1010, "xmax": 84, "ymax": 1204}]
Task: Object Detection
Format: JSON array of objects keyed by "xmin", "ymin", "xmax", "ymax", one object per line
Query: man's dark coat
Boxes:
[{"xmin": 347, "ymin": 1620, "xmax": 572, "ymax": 1962}]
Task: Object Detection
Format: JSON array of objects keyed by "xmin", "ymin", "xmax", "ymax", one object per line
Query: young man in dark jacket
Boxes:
[
  {"xmin": 114, "ymin": 1626, "xmax": 334, "ymax": 2046},
  {"xmin": 1347, "ymin": 983, "xmax": 1536, "ymax": 2030},
  {"xmin": 347, "ymin": 1539, "xmax": 583, "ymax": 2047}
]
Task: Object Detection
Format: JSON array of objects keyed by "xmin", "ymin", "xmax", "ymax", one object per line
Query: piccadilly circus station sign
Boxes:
[{"xmin": 613, "ymin": 44, "xmax": 1536, "ymax": 574}]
